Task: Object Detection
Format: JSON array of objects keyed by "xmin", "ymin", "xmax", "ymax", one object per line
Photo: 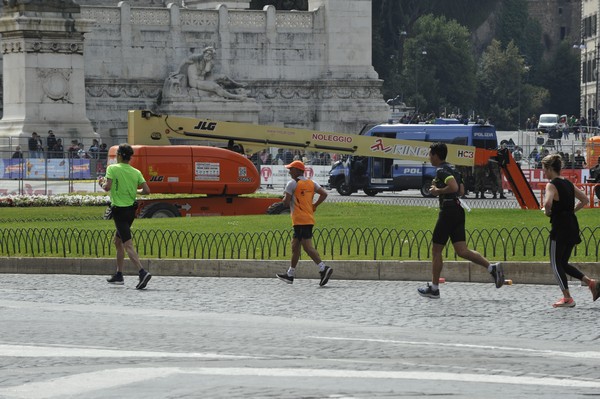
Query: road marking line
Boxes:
[
  {"xmin": 0, "ymin": 344, "xmax": 257, "ymax": 359},
  {"xmin": 1, "ymin": 366, "xmax": 600, "ymax": 398},
  {"xmin": 309, "ymin": 335, "xmax": 600, "ymax": 359}
]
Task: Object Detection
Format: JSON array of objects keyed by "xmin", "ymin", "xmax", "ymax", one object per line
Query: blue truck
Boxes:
[{"xmin": 328, "ymin": 120, "xmax": 498, "ymax": 197}]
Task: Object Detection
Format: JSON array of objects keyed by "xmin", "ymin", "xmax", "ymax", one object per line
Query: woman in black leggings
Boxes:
[{"xmin": 541, "ymin": 154, "xmax": 600, "ymax": 307}]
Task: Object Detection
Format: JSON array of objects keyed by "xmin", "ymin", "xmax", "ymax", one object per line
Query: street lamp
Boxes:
[
  {"xmin": 573, "ymin": 41, "xmax": 587, "ymax": 119},
  {"xmin": 518, "ymin": 64, "xmax": 530, "ymax": 131},
  {"xmin": 414, "ymin": 47, "xmax": 427, "ymax": 113}
]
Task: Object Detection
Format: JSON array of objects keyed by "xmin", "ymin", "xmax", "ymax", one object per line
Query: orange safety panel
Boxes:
[
  {"xmin": 108, "ymin": 145, "xmax": 260, "ymax": 195},
  {"xmin": 474, "ymin": 148, "xmax": 540, "ymax": 210},
  {"xmin": 586, "ymin": 136, "xmax": 600, "ymax": 168}
]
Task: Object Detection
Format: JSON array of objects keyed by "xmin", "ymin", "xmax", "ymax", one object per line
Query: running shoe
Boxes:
[
  {"xmin": 589, "ymin": 279, "xmax": 600, "ymax": 302},
  {"xmin": 106, "ymin": 273, "xmax": 124, "ymax": 285},
  {"xmin": 552, "ymin": 297, "xmax": 576, "ymax": 308},
  {"xmin": 319, "ymin": 266, "xmax": 333, "ymax": 287},
  {"xmin": 276, "ymin": 273, "xmax": 294, "ymax": 284},
  {"xmin": 136, "ymin": 269, "xmax": 152, "ymax": 290},
  {"xmin": 417, "ymin": 283, "xmax": 440, "ymax": 299},
  {"xmin": 490, "ymin": 262, "xmax": 504, "ymax": 288}
]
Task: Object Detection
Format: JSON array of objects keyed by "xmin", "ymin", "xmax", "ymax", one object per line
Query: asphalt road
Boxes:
[{"xmin": 1, "ymin": 274, "xmax": 599, "ymax": 398}]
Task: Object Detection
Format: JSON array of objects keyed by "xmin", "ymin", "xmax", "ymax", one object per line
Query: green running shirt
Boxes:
[{"xmin": 105, "ymin": 163, "xmax": 146, "ymax": 207}]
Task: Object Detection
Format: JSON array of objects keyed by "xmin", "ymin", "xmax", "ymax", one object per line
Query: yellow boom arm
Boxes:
[{"xmin": 128, "ymin": 110, "xmax": 476, "ymax": 166}]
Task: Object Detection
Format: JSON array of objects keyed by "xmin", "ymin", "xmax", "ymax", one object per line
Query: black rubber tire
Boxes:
[
  {"xmin": 138, "ymin": 202, "xmax": 181, "ymax": 218},
  {"xmin": 364, "ymin": 189, "xmax": 378, "ymax": 196},
  {"xmin": 337, "ymin": 182, "xmax": 352, "ymax": 196},
  {"xmin": 420, "ymin": 178, "xmax": 434, "ymax": 198},
  {"xmin": 266, "ymin": 201, "xmax": 290, "ymax": 215}
]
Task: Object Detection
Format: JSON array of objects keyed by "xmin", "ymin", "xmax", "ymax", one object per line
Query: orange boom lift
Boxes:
[{"xmin": 117, "ymin": 110, "xmax": 539, "ymax": 217}]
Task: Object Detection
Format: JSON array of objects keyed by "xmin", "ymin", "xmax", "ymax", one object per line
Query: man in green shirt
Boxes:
[{"xmin": 98, "ymin": 143, "xmax": 152, "ymax": 289}]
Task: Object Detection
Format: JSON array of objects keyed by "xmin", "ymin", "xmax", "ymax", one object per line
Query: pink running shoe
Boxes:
[
  {"xmin": 552, "ymin": 297, "xmax": 576, "ymax": 308},
  {"xmin": 589, "ymin": 280, "xmax": 600, "ymax": 302}
]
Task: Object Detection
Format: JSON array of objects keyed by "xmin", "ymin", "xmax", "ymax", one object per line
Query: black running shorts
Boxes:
[
  {"xmin": 432, "ymin": 206, "xmax": 466, "ymax": 245},
  {"xmin": 293, "ymin": 225, "xmax": 314, "ymax": 240},
  {"xmin": 112, "ymin": 205, "xmax": 137, "ymax": 243}
]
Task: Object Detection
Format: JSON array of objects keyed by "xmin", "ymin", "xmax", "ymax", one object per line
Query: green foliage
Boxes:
[
  {"xmin": 540, "ymin": 41, "xmax": 581, "ymax": 116},
  {"xmin": 477, "ymin": 40, "xmax": 550, "ymax": 129},
  {"xmin": 402, "ymin": 15, "xmax": 476, "ymax": 114},
  {"xmin": 496, "ymin": 0, "xmax": 529, "ymax": 49},
  {"xmin": 237, "ymin": 0, "xmax": 580, "ymax": 123}
]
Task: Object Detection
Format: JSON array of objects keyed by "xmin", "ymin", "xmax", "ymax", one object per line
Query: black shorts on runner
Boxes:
[
  {"xmin": 293, "ymin": 225, "xmax": 314, "ymax": 240},
  {"xmin": 112, "ymin": 205, "xmax": 137, "ymax": 243},
  {"xmin": 432, "ymin": 206, "xmax": 466, "ymax": 245}
]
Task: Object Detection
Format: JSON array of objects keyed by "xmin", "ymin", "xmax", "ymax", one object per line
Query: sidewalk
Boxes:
[{"xmin": 0, "ymin": 257, "xmax": 593, "ymax": 285}]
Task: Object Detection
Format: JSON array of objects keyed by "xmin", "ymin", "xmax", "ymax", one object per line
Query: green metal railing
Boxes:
[{"xmin": 1, "ymin": 226, "xmax": 599, "ymax": 261}]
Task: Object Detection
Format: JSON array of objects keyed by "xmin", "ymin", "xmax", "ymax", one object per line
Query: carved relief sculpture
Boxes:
[
  {"xmin": 163, "ymin": 46, "xmax": 251, "ymax": 101},
  {"xmin": 38, "ymin": 68, "xmax": 72, "ymax": 103}
]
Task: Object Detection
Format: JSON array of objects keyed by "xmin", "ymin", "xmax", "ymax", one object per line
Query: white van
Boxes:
[{"xmin": 537, "ymin": 114, "xmax": 559, "ymax": 133}]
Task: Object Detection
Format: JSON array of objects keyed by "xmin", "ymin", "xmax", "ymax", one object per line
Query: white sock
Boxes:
[
  {"xmin": 287, "ymin": 267, "xmax": 295, "ymax": 277},
  {"xmin": 487, "ymin": 264, "xmax": 495, "ymax": 273},
  {"xmin": 431, "ymin": 284, "xmax": 439, "ymax": 291},
  {"xmin": 317, "ymin": 262, "xmax": 326, "ymax": 271}
]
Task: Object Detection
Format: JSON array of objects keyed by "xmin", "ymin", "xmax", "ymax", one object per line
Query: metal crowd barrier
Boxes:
[{"xmin": 1, "ymin": 225, "xmax": 599, "ymax": 261}]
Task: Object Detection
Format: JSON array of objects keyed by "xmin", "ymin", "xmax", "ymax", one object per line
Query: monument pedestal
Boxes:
[
  {"xmin": 0, "ymin": 1, "xmax": 97, "ymax": 151},
  {"xmin": 160, "ymin": 98, "xmax": 261, "ymax": 125}
]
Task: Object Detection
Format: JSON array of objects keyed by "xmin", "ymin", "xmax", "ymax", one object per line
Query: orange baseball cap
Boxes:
[{"xmin": 285, "ymin": 160, "xmax": 305, "ymax": 171}]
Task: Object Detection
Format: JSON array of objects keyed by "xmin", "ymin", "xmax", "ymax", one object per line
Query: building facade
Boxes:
[
  {"xmin": 578, "ymin": 0, "xmax": 599, "ymax": 119},
  {"xmin": 0, "ymin": 0, "xmax": 389, "ymax": 149}
]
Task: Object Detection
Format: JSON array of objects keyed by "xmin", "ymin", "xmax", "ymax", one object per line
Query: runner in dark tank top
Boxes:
[{"xmin": 541, "ymin": 154, "xmax": 600, "ymax": 308}]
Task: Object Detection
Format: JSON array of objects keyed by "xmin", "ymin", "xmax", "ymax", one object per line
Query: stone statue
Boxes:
[{"xmin": 163, "ymin": 46, "xmax": 250, "ymax": 101}]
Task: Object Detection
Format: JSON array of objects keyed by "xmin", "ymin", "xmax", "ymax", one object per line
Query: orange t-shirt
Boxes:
[{"xmin": 285, "ymin": 177, "xmax": 320, "ymax": 226}]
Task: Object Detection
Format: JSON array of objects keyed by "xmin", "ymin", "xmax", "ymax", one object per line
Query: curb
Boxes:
[{"xmin": 0, "ymin": 257, "xmax": 595, "ymax": 285}]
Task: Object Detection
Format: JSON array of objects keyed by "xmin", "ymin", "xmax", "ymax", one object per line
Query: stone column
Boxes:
[
  {"xmin": 0, "ymin": 0, "xmax": 97, "ymax": 149},
  {"xmin": 308, "ymin": 0, "xmax": 378, "ymax": 79},
  {"xmin": 184, "ymin": 0, "xmax": 250, "ymax": 9},
  {"xmin": 306, "ymin": 0, "xmax": 388, "ymax": 132}
]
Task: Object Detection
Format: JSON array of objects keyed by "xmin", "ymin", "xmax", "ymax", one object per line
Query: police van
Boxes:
[{"xmin": 328, "ymin": 119, "xmax": 498, "ymax": 197}]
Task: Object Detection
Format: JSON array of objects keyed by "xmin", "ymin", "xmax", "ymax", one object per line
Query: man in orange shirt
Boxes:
[{"xmin": 276, "ymin": 160, "xmax": 332, "ymax": 286}]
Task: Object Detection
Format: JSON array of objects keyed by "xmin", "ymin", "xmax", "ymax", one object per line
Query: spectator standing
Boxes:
[
  {"xmin": 67, "ymin": 140, "xmax": 79, "ymax": 159},
  {"xmin": 574, "ymin": 150, "xmax": 586, "ymax": 169},
  {"xmin": 52, "ymin": 139, "xmax": 64, "ymax": 159},
  {"xmin": 530, "ymin": 114, "xmax": 538, "ymax": 130},
  {"xmin": 99, "ymin": 143, "xmax": 152, "ymax": 290},
  {"xmin": 46, "ymin": 130, "xmax": 57, "ymax": 156},
  {"xmin": 488, "ymin": 159, "xmax": 506, "ymax": 199},
  {"xmin": 273, "ymin": 149, "xmax": 285, "ymax": 165},
  {"xmin": 28, "ymin": 132, "xmax": 43, "ymax": 158},
  {"xmin": 474, "ymin": 165, "xmax": 487, "ymax": 199},
  {"xmin": 259, "ymin": 149, "xmax": 272, "ymax": 166},
  {"xmin": 88, "ymin": 139, "xmax": 100, "ymax": 177},
  {"xmin": 98, "ymin": 143, "xmax": 108, "ymax": 160},
  {"xmin": 284, "ymin": 149, "xmax": 294, "ymax": 164},
  {"xmin": 588, "ymin": 156, "xmax": 600, "ymax": 202},
  {"xmin": 576, "ymin": 117, "xmax": 586, "ymax": 140},
  {"xmin": 563, "ymin": 153, "xmax": 572, "ymax": 169},
  {"xmin": 88, "ymin": 139, "xmax": 100, "ymax": 159},
  {"xmin": 512, "ymin": 146, "xmax": 523, "ymax": 164},
  {"xmin": 97, "ymin": 143, "xmax": 109, "ymax": 175},
  {"xmin": 77, "ymin": 143, "xmax": 90, "ymax": 159},
  {"xmin": 11, "ymin": 145, "xmax": 23, "ymax": 159}
]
